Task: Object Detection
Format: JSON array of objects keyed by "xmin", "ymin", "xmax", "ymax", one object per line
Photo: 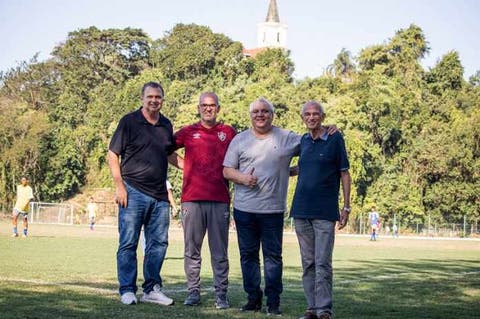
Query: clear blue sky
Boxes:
[{"xmin": 1, "ymin": 0, "xmax": 479, "ymax": 79}]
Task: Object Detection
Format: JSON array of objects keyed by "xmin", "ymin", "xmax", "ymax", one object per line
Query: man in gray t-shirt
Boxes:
[
  {"xmin": 223, "ymin": 97, "xmax": 299, "ymax": 316},
  {"xmin": 223, "ymin": 126, "xmax": 300, "ymax": 213}
]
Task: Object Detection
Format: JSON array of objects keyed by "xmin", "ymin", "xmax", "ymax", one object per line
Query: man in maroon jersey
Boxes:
[{"xmin": 173, "ymin": 92, "xmax": 236, "ymax": 309}]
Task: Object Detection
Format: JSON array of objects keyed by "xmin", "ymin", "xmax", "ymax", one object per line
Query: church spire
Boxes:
[{"xmin": 265, "ymin": 0, "xmax": 280, "ymax": 23}]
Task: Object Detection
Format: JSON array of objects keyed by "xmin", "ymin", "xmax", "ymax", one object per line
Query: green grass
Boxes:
[{"xmin": 0, "ymin": 222, "xmax": 479, "ymax": 319}]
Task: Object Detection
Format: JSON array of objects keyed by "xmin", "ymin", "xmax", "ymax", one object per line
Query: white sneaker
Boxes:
[
  {"xmin": 140, "ymin": 284, "xmax": 174, "ymax": 306},
  {"xmin": 120, "ymin": 292, "xmax": 137, "ymax": 305},
  {"xmin": 11, "ymin": 233, "xmax": 18, "ymax": 237}
]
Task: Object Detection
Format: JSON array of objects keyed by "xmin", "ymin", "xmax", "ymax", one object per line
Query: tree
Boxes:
[
  {"xmin": 326, "ymin": 48, "xmax": 356, "ymax": 80},
  {"xmin": 250, "ymin": 48, "xmax": 294, "ymax": 84},
  {"xmin": 1, "ymin": 23, "xmax": 478, "ymax": 229},
  {"xmin": 151, "ymin": 24, "xmax": 240, "ymax": 81},
  {"xmin": 0, "ymin": 96, "xmax": 50, "ymax": 207},
  {"xmin": 426, "ymin": 51, "xmax": 464, "ymax": 96},
  {"xmin": 468, "ymin": 70, "xmax": 480, "ymax": 87},
  {"xmin": 50, "ymin": 27, "xmax": 151, "ymax": 127},
  {"xmin": 358, "ymin": 24, "xmax": 428, "ymax": 82}
]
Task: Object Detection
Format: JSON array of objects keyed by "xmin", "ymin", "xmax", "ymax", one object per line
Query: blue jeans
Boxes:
[
  {"xmin": 234, "ymin": 209, "xmax": 284, "ymax": 307},
  {"xmin": 117, "ymin": 183, "xmax": 170, "ymax": 295}
]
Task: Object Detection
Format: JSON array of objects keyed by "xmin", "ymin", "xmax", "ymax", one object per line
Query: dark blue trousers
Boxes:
[{"xmin": 234, "ymin": 209, "xmax": 284, "ymax": 307}]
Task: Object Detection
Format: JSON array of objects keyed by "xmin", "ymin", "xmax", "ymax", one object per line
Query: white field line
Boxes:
[{"xmin": 1, "ymin": 270, "xmax": 479, "ymax": 295}]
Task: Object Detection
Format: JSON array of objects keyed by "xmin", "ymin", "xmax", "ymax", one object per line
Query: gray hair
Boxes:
[
  {"xmin": 301, "ymin": 100, "xmax": 325, "ymax": 116},
  {"xmin": 249, "ymin": 97, "xmax": 275, "ymax": 113},
  {"xmin": 199, "ymin": 92, "xmax": 219, "ymax": 106}
]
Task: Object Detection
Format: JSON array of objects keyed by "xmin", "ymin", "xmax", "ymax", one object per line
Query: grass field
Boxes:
[{"xmin": 0, "ymin": 220, "xmax": 479, "ymax": 319}]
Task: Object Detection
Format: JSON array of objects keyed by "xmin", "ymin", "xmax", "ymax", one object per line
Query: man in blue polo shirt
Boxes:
[{"xmin": 290, "ymin": 100, "xmax": 351, "ymax": 319}]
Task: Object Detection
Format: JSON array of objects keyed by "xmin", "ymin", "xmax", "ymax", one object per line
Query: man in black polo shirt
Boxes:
[
  {"xmin": 290, "ymin": 100, "xmax": 351, "ymax": 319},
  {"xmin": 108, "ymin": 81, "xmax": 176, "ymax": 306}
]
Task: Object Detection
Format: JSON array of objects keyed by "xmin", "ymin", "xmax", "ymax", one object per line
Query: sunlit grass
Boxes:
[{"xmin": 0, "ymin": 222, "xmax": 479, "ymax": 318}]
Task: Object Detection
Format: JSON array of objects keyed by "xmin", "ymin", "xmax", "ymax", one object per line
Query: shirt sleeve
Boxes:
[
  {"xmin": 289, "ymin": 132, "xmax": 302, "ymax": 156},
  {"xmin": 109, "ymin": 117, "xmax": 128, "ymax": 155},
  {"xmin": 174, "ymin": 126, "xmax": 186, "ymax": 150},
  {"xmin": 165, "ymin": 122, "xmax": 176, "ymax": 156},
  {"xmin": 336, "ymin": 133, "xmax": 350, "ymax": 171},
  {"xmin": 229, "ymin": 126, "xmax": 237, "ymax": 139},
  {"xmin": 223, "ymin": 135, "xmax": 240, "ymax": 169}
]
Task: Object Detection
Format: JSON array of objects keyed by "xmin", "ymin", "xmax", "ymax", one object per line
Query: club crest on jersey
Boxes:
[
  {"xmin": 218, "ymin": 132, "xmax": 226, "ymax": 141},
  {"xmin": 193, "ymin": 132, "xmax": 201, "ymax": 139}
]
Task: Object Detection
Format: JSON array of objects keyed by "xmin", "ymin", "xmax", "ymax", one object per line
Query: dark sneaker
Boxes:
[
  {"xmin": 318, "ymin": 312, "xmax": 332, "ymax": 319},
  {"xmin": 184, "ymin": 290, "xmax": 200, "ymax": 306},
  {"xmin": 300, "ymin": 310, "xmax": 318, "ymax": 319},
  {"xmin": 267, "ymin": 305, "xmax": 282, "ymax": 316},
  {"xmin": 240, "ymin": 298, "xmax": 262, "ymax": 312},
  {"xmin": 214, "ymin": 295, "xmax": 230, "ymax": 309}
]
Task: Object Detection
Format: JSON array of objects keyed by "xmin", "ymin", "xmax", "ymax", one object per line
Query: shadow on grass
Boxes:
[
  {"xmin": 0, "ymin": 281, "xmax": 276, "ymax": 319},
  {"xmin": 0, "ymin": 259, "xmax": 478, "ymax": 319},
  {"xmin": 331, "ymin": 258, "xmax": 480, "ymax": 319}
]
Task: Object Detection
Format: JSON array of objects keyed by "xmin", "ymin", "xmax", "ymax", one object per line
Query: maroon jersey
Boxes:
[{"xmin": 175, "ymin": 122, "xmax": 236, "ymax": 203}]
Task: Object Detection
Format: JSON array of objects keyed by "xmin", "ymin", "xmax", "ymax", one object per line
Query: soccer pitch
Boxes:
[{"xmin": 0, "ymin": 221, "xmax": 479, "ymax": 319}]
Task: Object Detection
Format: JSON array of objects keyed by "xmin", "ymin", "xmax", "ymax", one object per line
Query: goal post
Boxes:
[{"xmin": 29, "ymin": 202, "xmax": 74, "ymax": 225}]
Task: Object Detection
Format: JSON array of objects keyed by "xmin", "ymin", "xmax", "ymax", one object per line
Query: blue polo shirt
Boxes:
[{"xmin": 290, "ymin": 131, "xmax": 349, "ymax": 221}]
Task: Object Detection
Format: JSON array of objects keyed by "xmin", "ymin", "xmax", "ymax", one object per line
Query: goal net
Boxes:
[{"xmin": 29, "ymin": 202, "xmax": 74, "ymax": 225}]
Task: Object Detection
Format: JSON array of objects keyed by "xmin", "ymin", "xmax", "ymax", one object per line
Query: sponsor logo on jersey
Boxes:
[{"xmin": 193, "ymin": 132, "xmax": 201, "ymax": 139}]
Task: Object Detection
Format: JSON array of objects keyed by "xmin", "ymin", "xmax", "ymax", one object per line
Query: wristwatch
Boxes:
[{"xmin": 343, "ymin": 207, "xmax": 351, "ymax": 213}]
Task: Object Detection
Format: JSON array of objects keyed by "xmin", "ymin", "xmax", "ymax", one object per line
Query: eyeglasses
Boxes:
[
  {"xmin": 250, "ymin": 109, "xmax": 271, "ymax": 116},
  {"xmin": 199, "ymin": 103, "xmax": 217, "ymax": 109}
]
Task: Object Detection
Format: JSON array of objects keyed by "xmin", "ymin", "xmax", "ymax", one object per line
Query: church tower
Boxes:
[{"xmin": 257, "ymin": 0, "xmax": 287, "ymax": 48}]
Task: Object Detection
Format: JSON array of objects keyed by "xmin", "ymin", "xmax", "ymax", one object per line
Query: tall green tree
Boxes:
[
  {"xmin": 151, "ymin": 24, "xmax": 240, "ymax": 81},
  {"xmin": 50, "ymin": 26, "xmax": 151, "ymax": 127}
]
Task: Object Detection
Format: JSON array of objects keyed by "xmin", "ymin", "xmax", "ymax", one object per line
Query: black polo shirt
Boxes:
[
  {"xmin": 290, "ymin": 131, "xmax": 349, "ymax": 221},
  {"xmin": 109, "ymin": 108, "xmax": 175, "ymax": 201}
]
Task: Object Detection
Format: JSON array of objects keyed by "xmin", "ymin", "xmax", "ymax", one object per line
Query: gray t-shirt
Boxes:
[{"xmin": 223, "ymin": 126, "xmax": 301, "ymax": 213}]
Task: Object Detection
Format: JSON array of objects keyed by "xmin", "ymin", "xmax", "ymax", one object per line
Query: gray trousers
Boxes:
[
  {"xmin": 182, "ymin": 201, "xmax": 230, "ymax": 296},
  {"xmin": 294, "ymin": 218, "xmax": 335, "ymax": 316}
]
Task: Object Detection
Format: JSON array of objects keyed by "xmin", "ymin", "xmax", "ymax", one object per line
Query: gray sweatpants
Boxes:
[
  {"xmin": 181, "ymin": 201, "xmax": 230, "ymax": 297},
  {"xmin": 294, "ymin": 218, "xmax": 335, "ymax": 316}
]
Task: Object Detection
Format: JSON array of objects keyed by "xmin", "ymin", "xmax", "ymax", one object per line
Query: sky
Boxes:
[{"xmin": 1, "ymin": 0, "xmax": 479, "ymax": 80}]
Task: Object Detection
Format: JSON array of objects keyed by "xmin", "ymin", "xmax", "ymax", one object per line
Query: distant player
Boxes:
[
  {"xmin": 368, "ymin": 206, "xmax": 380, "ymax": 241},
  {"xmin": 392, "ymin": 224, "xmax": 399, "ymax": 238},
  {"xmin": 86, "ymin": 197, "xmax": 98, "ymax": 231},
  {"xmin": 12, "ymin": 176, "xmax": 34, "ymax": 237}
]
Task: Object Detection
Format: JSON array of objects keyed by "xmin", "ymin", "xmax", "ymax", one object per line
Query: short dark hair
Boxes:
[{"xmin": 141, "ymin": 82, "xmax": 164, "ymax": 97}]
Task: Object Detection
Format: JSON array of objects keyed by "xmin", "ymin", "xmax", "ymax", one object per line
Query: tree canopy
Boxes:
[{"xmin": 1, "ymin": 24, "xmax": 478, "ymax": 228}]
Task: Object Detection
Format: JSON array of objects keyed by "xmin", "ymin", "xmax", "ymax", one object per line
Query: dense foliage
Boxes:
[{"xmin": 1, "ymin": 24, "xmax": 478, "ymax": 226}]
